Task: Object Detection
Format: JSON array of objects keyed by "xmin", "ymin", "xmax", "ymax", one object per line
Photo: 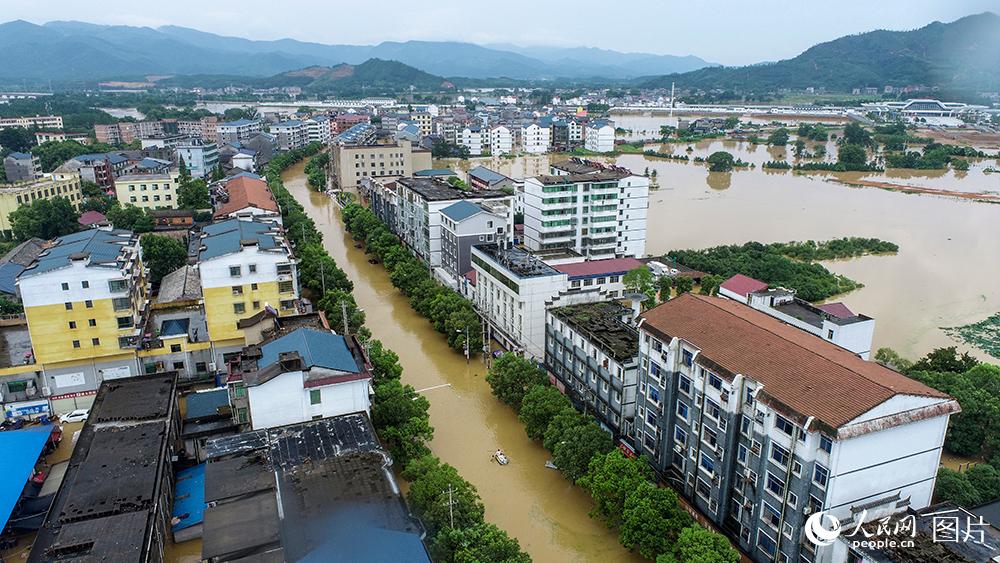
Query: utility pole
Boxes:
[
  {"xmin": 464, "ymin": 326, "xmax": 470, "ymax": 364},
  {"xmin": 341, "ymin": 301, "xmax": 350, "ymax": 335},
  {"xmin": 443, "ymin": 484, "xmax": 457, "ymax": 528},
  {"xmin": 320, "ymin": 260, "xmax": 326, "ymax": 294}
]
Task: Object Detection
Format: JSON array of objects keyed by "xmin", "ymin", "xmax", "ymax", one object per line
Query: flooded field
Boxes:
[
  {"xmin": 281, "ymin": 162, "xmax": 644, "ymax": 563},
  {"xmin": 444, "ymin": 141, "xmax": 1000, "ymax": 362}
]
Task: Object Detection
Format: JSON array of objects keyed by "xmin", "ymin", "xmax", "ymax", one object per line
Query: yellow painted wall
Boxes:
[
  {"xmin": 0, "ymin": 174, "xmax": 83, "ymax": 232},
  {"xmin": 115, "ymin": 173, "xmax": 181, "ymax": 210},
  {"xmin": 25, "ymin": 298, "xmax": 138, "ymax": 365},
  {"xmin": 204, "ymin": 280, "xmax": 297, "ymax": 343}
]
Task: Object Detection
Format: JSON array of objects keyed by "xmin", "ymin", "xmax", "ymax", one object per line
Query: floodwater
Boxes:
[
  {"xmin": 443, "ymin": 140, "xmax": 1000, "ymax": 362},
  {"xmin": 281, "ymin": 162, "xmax": 644, "ymax": 563}
]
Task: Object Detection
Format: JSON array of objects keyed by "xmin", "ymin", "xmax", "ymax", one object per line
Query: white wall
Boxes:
[{"xmin": 247, "ymin": 370, "xmax": 371, "ymax": 430}]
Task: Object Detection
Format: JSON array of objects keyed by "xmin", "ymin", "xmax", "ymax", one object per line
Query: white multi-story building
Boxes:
[
  {"xmin": 584, "ymin": 119, "xmax": 616, "ymax": 153},
  {"xmin": 634, "ymin": 293, "xmax": 959, "ymax": 563},
  {"xmin": 489, "ymin": 125, "xmax": 513, "ymax": 155},
  {"xmin": 216, "ymin": 119, "xmax": 263, "ymax": 145},
  {"xmin": 176, "ymin": 139, "xmax": 219, "ymax": 179},
  {"xmin": 271, "ymin": 119, "xmax": 309, "ymax": 151},
  {"xmin": 230, "ymin": 328, "xmax": 372, "ymax": 430},
  {"xmin": 521, "ymin": 122, "xmax": 551, "ymax": 154},
  {"xmin": 457, "ymin": 125, "xmax": 484, "ymax": 156},
  {"xmin": 304, "ymin": 115, "xmax": 332, "ymax": 145},
  {"xmin": 0, "ymin": 115, "xmax": 63, "ymax": 130},
  {"xmin": 522, "ymin": 160, "xmax": 648, "ymax": 259}
]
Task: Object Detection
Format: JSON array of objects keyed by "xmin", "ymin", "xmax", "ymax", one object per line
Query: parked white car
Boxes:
[{"xmin": 59, "ymin": 409, "xmax": 89, "ymax": 424}]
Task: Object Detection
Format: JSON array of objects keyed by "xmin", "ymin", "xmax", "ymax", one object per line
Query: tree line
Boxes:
[
  {"xmin": 265, "ymin": 145, "xmax": 530, "ymax": 561},
  {"xmin": 486, "ymin": 354, "xmax": 740, "ymax": 563}
]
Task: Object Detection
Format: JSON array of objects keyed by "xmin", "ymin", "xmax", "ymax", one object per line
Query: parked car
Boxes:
[{"xmin": 58, "ymin": 409, "xmax": 89, "ymax": 424}]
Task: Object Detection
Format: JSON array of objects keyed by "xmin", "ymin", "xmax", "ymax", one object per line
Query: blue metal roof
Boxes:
[
  {"xmin": 199, "ymin": 219, "xmax": 278, "ymax": 260},
  {"xmin": 221, "ymin": 119, "xmax": 259, "ymax": 127},
  {"xmin": 19, "ymin": 228, "xmax": 133, "ymax": 278},
  {"xmin": 259, "ymin": 329, "xmax": 359, "ymax": 374},
  {"xmin": 274, "ymin": 120, "xmax": 303, "ymax": 127},
  {"xmin": 440, "ymin": 201, "xmax": 485, "ymax": 222},
  {"xmin": 0, "ymin": 426, "xmax": 53, "ymax": 530},
  {"xmin": 0, "ymin": 262, "xmax": 25, "ymax": 295},
  {"xmin": 468, "ymin": 165, "xmax": 507, "ymax": 184},
  {"xmin": 160, "ymin": 318, "xmax": 189, "ymax": 337},
  {"xmin": 226, "ymin": 171, "xmax": 262, "ymax": 181},
  {"xmin": 172, "ymin": 463, "xmax": 205, "ymax": 532},
  {"xmin": 413, "ymin": 168, "xmax": 455, "ymax": 177},
  {"xmin": 185, "ymin": 388, "xmax": 229, "ymax": 421},
  {"xmin": 7, "ymin": 152, "xmax": 32, "ymax": 160}
]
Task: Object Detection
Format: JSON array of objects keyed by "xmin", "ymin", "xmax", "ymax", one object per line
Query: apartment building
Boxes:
[
  {"xmin": 439, "ymin": 200, "xmax": 509, "ymax": 284},
  {"xmin": 213, "ymin": 175, "xmax": 281, "ymax": 224},
  {"xmin": 521, "ymin": 122, "xmax": 551, "ymax": 153},
  {"xmin": 489, "ymin": 124, "xmax": 514, "ymax": 155},
  {"xmin": 34, "ymin": 130, "xmax": 91, "ymax": 145},
  {"xmin": 59, "ymin": 153, "xmax": 130, "ymax": 189},
  {"xmin": 457, "ymin": 125, "xmax": 484, "ymax": 156},
  {"xmin": 585, "ymin": 119, "xmax": 616, "ymax": 153},
  {"xmin": 271, "ymin": 119, "xmax": 309, "ymax": 151},
  {"xmin": 216, "ymin": 119, "xmax": 263, "ymax": 145},
  {"xmin": 360, "ymin": 177, "xmax": 401, "ymax": 235},
  {"xmin": 545, "ymin": 301, "xmax": 639, "ymax": 440},
  {"xmin": 633, "ymin": 293, "xmax": 959, "ymax": 563},
  {"xmin": 467, "ymin": 165, "xmax": 516, "ymax": 192},
  {"xmin": 228, "ymin": 327, "xmax": 372, "ymax": 430},
  {"xmin": 410, "ymin": 111, "xmax": 433, "ymax": 136},
  {"xmin": 196, "ymin": 219, "xmax": 300, "ymax": 357},
  {"xmin": 3, "ymin": 152, "xmax": 40, "ymax": 182},
  {"xmin": 16, "ymin": 228, "xmax": 148, "ymax": 392},
  {"xmin": 522, "ymin": 160, "xmax": 648, "ymax": 258},
  {"xmin": 0, "ymin": 171, "xmax": 83, "ymax": 234},
  {"xmin": 330, "ymin": 139, "xmax": 432, "ymax": 190},
  {"xmin": 0, "ymin": 115, "xmax": 63, "ymax": 130},
  {"xmin": 305, "ymin": 115, "xmax": 332, "ymax": 144},
  {"xmin": 115, "ymin": 170, "xmax": 182, "ymax": 211},
  {"xmin": 718, "ymin": 274, "xmax": 875, "ymax": 359},
  {"xmin": 176, "ymin": 139, "xmax": 220, "ymax": 179},
  {"xmin": 395, "ymin": 177, "xmax": 513, "ymax": 268}
]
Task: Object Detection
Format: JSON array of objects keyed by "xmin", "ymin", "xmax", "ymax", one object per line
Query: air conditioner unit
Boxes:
[
  {"xmin": 803, "ymin": 506, "xmax": 812, "ymax": 515},
  {"xmin": 674, "ymin": 443, "xmax": 684, "ymax": 454},
  {"xmin": 42, "ymin": 386, "xmax": 52, "ymax": 397}
]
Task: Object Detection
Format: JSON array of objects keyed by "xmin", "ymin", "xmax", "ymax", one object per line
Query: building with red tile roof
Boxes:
[
  {"xmin": 213, "ymin": 176, "xmax": 281, "ymax": 223},
  {"xmin": 718, "ymin": 273, "xmax": 768, "ymax": 301}
]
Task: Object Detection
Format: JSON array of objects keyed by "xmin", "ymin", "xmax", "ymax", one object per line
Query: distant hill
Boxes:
[
  {"xmin": 0, "ymin": 20, "xmax": 711, "ymax": 83},
  {"xmin": 641, "ymin": 12, "xmax": 1000, "ymax": 92}
]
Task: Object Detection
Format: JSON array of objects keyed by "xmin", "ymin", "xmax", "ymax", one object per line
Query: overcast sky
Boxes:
[{"xmin": 3, "ymin": 0, "xmax": 997, "ymax": 65}]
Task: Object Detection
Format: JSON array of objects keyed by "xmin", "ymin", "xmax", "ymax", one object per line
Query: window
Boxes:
[
  {"xmin": 787, "ymin": 491, "xmax": 798, "ymax": 508},
  {"xmin": 91, "ymin": 338, "xmax": 100, "ymax": 346},
  {"xmin": 232, "ymin": 285, "xmax": 243, "ymax": 295},
  {"xmin": 792, "ymin": 459, "xmax": 803, "ymax": 476},
  {"xmin": 766, "ymin": 471, "xmax": 785, "ymax": 497},
  {"xmin": 170, "ymin": 344, "xmax": 182, "ymax": 353},
  {"xmin": 173, "ymin": 361, "xmax": 184, "ymax": 370},
  {"xmin": 196, "ymin": 362, "xmax": 207, "ymax": 373},
  {"xmin": 678, "ymin": 375, "xmax": 692, "ymax": 395},
  {"xmin": 737, "ymin": 444, "xmax": 749, "ymax": 465},
  {"xmin": 699, "ymin": 452, "xmax": 715, "ymax": 475},
  {"xmin": 251, "ymin": 283, "xmax": 258, "ymax": 290},
  {"xmin": 81, "ymin": 281, "xmax": 89, "ymax": 289},
  {"xmin": 741, "ymin": 414, "xmax": 752, "ymax": 437},
  {"xmin": 278, "ymin": 280, "xmax": 294, "ymax": 293},
  {"xmin": 109, "ymin": 279, "xmax": 127, "ymax": 292},
  {"xmin": 309, "ymin": 389, "xmax": 322, "ymax": 405},
  {"xmin": 236, "ymin": 407, "xmax": 249, "ymax": 424},
  {"xmin": 64, "ymin": 302, "xmax": 73, "ymax": 310},
  {"xmin": 85, "ymin": 300, "xmax": 93, "ymax": 308},
  {"xmin": 682, "ymin": 349, "xmax": 693, "ymax": 367},
  {"xmin": 770, "ymin": 443, "xmax": 790, "ymax": 467},
  {"xmin": 775, "ymin": 415, "xmax": 796, "ymax": 437},
  {"xmin": 674, "ymin": 426, "xmax": 687, "ymax": 446},
  {"xmin": 649, "ymin": 361, "xmax": 661, "ymax": 379},
  {"xmin": 827, "ymin": 329, "xmax": 834, "ymax": 339},
  {"xmin": 702, "ymin": 427, "xmax": 718, "ymax": 449},
  {"xmin": 813, "ymin": 464, "xmax": 829, "ymax": 488},
  {"xmin": 68, "ymin": 321, "xmax": 76, "ymax": 329},
  {"xmin": 88, "ymin": 319, "xmax": 96, "ymax": 327},
  {"xmin": 745, "ymin": 386, "xmax": 755, "ymax": 406},
  {"xmin": 253, "ymin": 301, "xmax": 261, "ymax": 310},
  {"xmin": 61, "ymin": 282, "xmax": 69, "ymax": 290},
  {"xmin": 757, "ymin": 529, "xmax": 777, "ymax": 557},
  {"xmin": 708, "ymin": 372, "xmax": 723, "ymax": 390},
  {"xmin": 762, "ymin": 501, "xmax": 781, "ymax": 528},
  {"xmin": 72, "ymin": 340, "xmax": 80, "ymax": 348},
  {"xmin": 233, "ymin": 303, "xmax": 246, "ymax": 314},
  {"xmin": 248, "ymin": 264, "xmax": 257, "ymax": 273},
  {"xmin": 648, "ymin": 386, "xmax": 660, "ymax": 404},
  {"xmin": 229, "ymin": 266, "xmax": 241, "ymax": 277},
  {"xmin": 705, "ymin": 399, "xmax": 721, "ymax": 420},
  {"xmin": 113, "ymin": 297, "xmax": 131, "ymax": 311},
  {"xmin": 676, "ymin": 401, "xmax": 689, "ymax": 421},
  {"xmin": 116, "ymin": 316, "xmax": 132, "ymax": 329},
  {"xmin": 820, "ymin": 435, "xmax": 833, "ymax": 454}
]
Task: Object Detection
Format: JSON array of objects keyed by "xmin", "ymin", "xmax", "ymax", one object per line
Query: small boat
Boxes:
[
  {"xmin": 544, "ymin": 460, "xmax": 558, "ymax": 470},
  {"xmin": 493, "ymin": 449, "xmax": 509, "ymax": 465}
]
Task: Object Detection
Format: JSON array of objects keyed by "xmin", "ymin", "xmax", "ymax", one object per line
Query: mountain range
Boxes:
[
  {"xmin": 0, "ymin": 20, "xmax": 712, "ymax": 83},
  {"xmin": 642, "ymin": 12, "xmax": 1000, "ymax": 92}
]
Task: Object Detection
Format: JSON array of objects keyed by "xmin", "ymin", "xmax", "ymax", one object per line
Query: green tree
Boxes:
[
  {"xmin": 620, "ymin": 482, "xmax": 692, "ymax": 559},
  {"xmin": 402, "ymin": 455, "xmax": 485, "ymax": 535},
  {"xmin": 139, "ymin": 234, "xmax": 187, "ymax": 285},
  {"xmin": 177, "ymin": 177, "xmax": 211, "ymax": 209},
  {"xmin": 430, "ymin": 522, "xmax": 531, "ymax": 563},
  {"xmin": 842, "ymin": 122, "xmax": 875, "ymax": 148},
  {"xmin": 837, "ymin": 144, "xmax": 868, "ymax": 168},
  {"xmin": 673, "ymin": 276, "xmax": 693, "ymax": 295},
  {"xmin": 952, "ymin": 158, "xmax": 970, "ymax": 171},
  {"xmin": 699, "ymin": 274, "xmax": 724, "ymax": 296},
  {"xmin": 934, "ymin": 468, "xmax": 982, "ymax": 507},
  {"xmin": 624, "ymin": 266, "xmax": 657, "ymax": 306},
  {"xmin": 106, "ymin": 204, "xmax": 154, "ymax": 233},
  {"xmin": 658, "ymin": 525, "xmax": 740, "ymax": 563},
  {"xmin": 371, "ymin": 379, "xmax": 433, "ymax": 468},
  {"xmin": 579, "ymin": 449, "xmax": 653, "ymax": 526},
  {"xmin": 519, "ymin": 385, "xmax": 573, "ymax": 441},
  {"xmin": 706, "ymin": 151, "xmax": 735, "ymax": 172},
  {"xmin": 873, "ymin": 347, "xmax": 913, "ymax": 372},
  {"xmin": 367, "ymin": 339, "xmax": 403, "ymax": 383},
  {"xmin": 0, "ymin": 128, "xmax": 35, "ymax": 153},
  {"xmin": 486, "ymin": 353, "xmax": 547, "ymax": 411},
  {"xmin": 9, "ymin": 196, "xmax": 79, "ymax": 241},
  {"xmin": 767, "ymin": 127, "xmax": 790, "ymax": 146},
  {"xmin": 910, "ymin": 346, "xmax": 979, "ymax": 374},
  {"xmin": 543, "ymin": 408, "xmax": 586, "ymax": 452},
  {"xmin": 317, "ymin": 289, "xmax": 366, "ymax": 334},
  {"xmin": 967, "ymin": 464, "xmax": 1000, "ymax": 502},
  {"xmin": 552, "ymin": 422, "xmax": 613, "ymax": 482}
]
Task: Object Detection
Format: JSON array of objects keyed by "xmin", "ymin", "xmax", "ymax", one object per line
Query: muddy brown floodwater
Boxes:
[{"xmin": 281, "ymin": 161, "xmax": 644, "ymax": 563}]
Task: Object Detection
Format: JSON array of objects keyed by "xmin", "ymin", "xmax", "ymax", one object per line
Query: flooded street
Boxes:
[
  {"xmin": 281, "ymin": 161, "xmax": 644, "ymax": 563},
  {"xmin": 445, "ymin": 145, "xmax": 1000, "ymax": 361}
]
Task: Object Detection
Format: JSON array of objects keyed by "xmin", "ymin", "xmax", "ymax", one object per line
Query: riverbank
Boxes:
[{"xmin": 281, "ymin": 161, "xmax": 645, "ymax": 563}]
